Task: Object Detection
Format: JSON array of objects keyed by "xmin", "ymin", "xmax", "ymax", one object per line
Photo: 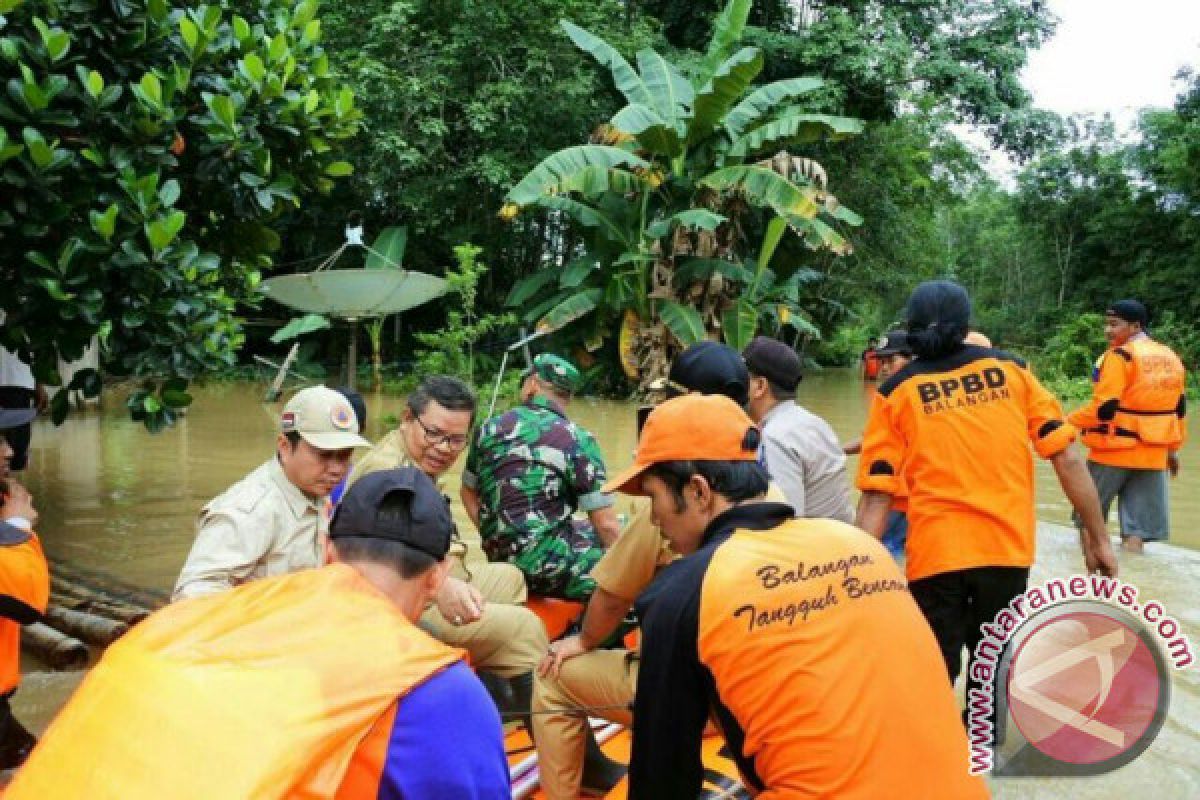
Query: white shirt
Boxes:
[
  {"xmin": 758, "ymin": 400, "xmax": 854, "ymax": 523},
  {"xmin": 0, "ymin": 312, "xmax": 35, "ymax": 389}
]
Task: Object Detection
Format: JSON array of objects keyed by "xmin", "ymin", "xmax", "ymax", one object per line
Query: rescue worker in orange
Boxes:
[
  {"xmin": 856, "ymin": 280, "xmax": 1118, "ymax": 729},
  {"xmin": 534, "ymin": 342, "xmax": 759, "ymax": 799},
  {"xmin": 6, "ymin": 468, "xmax": 510, "ymax": 799},
  {"xmin": 845, "ymin": 330, "xmax": 913, "ymax": 560},
  {"xmin": 0, "ymin": 406, "xmax": 49, "ymax": 770},
  {"xmin": 610, "ymin": 393, "xmax": 988, "ymax": 799},
  {"xmin": 1067, "ymin": 300, "xmax": 1187, "ymax": 554}
]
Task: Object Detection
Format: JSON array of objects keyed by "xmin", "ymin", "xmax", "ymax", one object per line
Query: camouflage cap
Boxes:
[{"xmin": 524, "ymin": 353, "xmax": 581, "ymax": 394}]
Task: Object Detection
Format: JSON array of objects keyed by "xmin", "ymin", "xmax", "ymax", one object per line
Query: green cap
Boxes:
[{"xmin": 525, "ymin": 353, "xmax": 581, "ymax": 393}]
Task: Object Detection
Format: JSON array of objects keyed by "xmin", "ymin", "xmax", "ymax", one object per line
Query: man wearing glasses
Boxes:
[
  {"xmin": 461, "ymin": 354, "xmax": 620, "ymax": 602},
  {"xmin": 345, "ymin": 376, "xmax": 550, "ymax": 706}
]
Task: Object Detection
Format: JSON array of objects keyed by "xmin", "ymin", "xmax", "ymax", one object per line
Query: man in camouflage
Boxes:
[{"xmin": 461, "ymin": 354, "xmax": 620, "ymax": 601}]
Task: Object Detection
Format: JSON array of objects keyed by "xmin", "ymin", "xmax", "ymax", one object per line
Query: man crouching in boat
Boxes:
[
  {"xmin": 535, "ymin": 341, "xmax": 767, "ymax": 799},
  {"xmin": 6, "ymin": 468, "xmax": 511, "ymax": 799},
  {"xmin": 609, "ymin": 394, "xmax": 988, "ymax": 799}
]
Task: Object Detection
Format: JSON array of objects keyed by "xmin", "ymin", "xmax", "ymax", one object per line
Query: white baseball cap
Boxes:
[{"xmin": 280, "ymin": 387, "xmax": 371, "ymax": 450}]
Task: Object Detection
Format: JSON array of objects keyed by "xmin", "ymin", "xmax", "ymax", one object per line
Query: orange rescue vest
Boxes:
[
  {"xmin": 0, "ymin": 529, "xmax": 49, "ymax": 696},
  {"xmin": 6, "ymin": 563, "xmax": 462, "ymax": 799},
  {"xmin": 1081, "ymin": 337, "xmax": 1187, "ymax": 452}
]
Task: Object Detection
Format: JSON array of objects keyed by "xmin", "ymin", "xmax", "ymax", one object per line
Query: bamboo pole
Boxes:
[
  {"xmin": 47, "ymin": 558, "xmax": 168, "ymax": 610},
  {"xmin": 49, "ymin": 591, "xmax": 150, "ymax": 625},
  {"xmin": 22, "ymin": 623, "xmax": 89, "ymax": 670},
  {"xmin": 43, "ymin": 606, "xmax": 129, "ymax": 647}
]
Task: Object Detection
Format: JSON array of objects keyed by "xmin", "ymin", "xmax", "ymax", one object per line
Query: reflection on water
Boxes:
[{"xmin": 11, "ymin": 373, "xmax": 1199, "ymax": 796}]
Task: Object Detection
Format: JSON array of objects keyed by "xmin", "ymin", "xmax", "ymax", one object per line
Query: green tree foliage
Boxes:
[
  {"xmin": 309, "ymin": 0, "xmax": 658, "ymax": 285},
  {"xmin": 0, "ymin": 0, "xmax": 358, "ymax": 429},
  {"xmin": 648, "ymin": 0, "xmax": 1054, "ymax": 150},
  {"xmin": 501, "ymin": 0, "xmax": 862, "ymax": 387},
  {"xmin": 411, "ymin": 244, "xmax": 516, "ymax": 384}
]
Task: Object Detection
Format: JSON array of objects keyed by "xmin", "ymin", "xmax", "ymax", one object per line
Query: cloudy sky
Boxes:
[{"xmin": 1022, "ymin": 0, "xmax": 1200, "ymax": 117}]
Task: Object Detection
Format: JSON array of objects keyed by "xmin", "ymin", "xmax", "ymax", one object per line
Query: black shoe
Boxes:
[
  {"xmin": 580, "ymin": 725, "xmax": 626, "ymax": 796},
  {"xmin": 0, "ymin": 714, "xmax": 36, "ymax": 771}
]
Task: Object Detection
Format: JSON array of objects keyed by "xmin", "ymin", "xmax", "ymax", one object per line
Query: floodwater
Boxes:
[{"xmin": 11, "ymin": 373, "xmax": 1200, "ymax": 797}]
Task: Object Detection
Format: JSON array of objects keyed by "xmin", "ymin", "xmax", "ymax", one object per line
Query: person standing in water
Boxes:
[
  {"xmin": 856, "ymin": 280, "xmax": 1118, "ymax": 733},
  {"xmin": 1067, "ymin": 299, "xmax": 1187, "ymax": 554}
]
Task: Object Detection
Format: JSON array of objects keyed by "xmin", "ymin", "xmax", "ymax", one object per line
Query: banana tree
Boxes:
[{"xmin": 500, "ymin": 0, "xmax": 863, "ymax": 389}]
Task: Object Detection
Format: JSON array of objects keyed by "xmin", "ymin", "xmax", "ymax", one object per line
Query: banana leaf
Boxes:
[
  {"xmin": 697, "ymin": 0, "xmax": 753, "ymax": 83},
  {"xmin": 270, "ymin": 313, "xmax": 330, "ymax": 343},
  {"xmin": 559, "ymin": 255, "xmax": 600, "ymax": 288},
  {"xmin": 724, "ymin": 77, "xmax": 826, "ymax": 139},
  {"xmin": 611, "ymin": 104, "xmax": 681, "ymax": 157},
  {"xmin": 672, "ymin": 258, "xmax": 754, "ymax": 287},
  {"xmin": 787, "ymin": 215, "xmax": 852, "ymax": 255},
  {"xmin": 365, "ymin": 226, "xmax": 406, "ymax": 269},
  {"xmin": 535, "ymin": 195, "xmax": 631, "ymax": 246},
  {"xmin": 506, "ymin": 146, "xmax": 649, "ymax": 205},
  {"xmin": 635, "ymin": 49, "xmax": 693, "ymax": 135},
  {"xmin": 506, "ymin": 267, "xmax": 562, "ymax": 307},
  {"xmin": 647, "ymin": 209, "xmax": 728, "ymax": 239},
  {"xmin": 721, "ymin": 299, "xmax": 758, "ymax": 351},
  {"xmin": 689, "ymin": 47, "xmax": 763, "ymax": 144},
  {"xmin": 560, "ymin": 165, "xmax": 649, "ymax": 196},
  {"xmin": 659, "ymin": 301, "xmax": 707, "ymax": 346},
  {"xmin": 560, "ymin": 20, "xmax": 654, "ymax": 108},
  {"xmin": 729, "ymin": 113, "xmax": 864, "ymax": 158},
  {"xmin": 536, "ymin": 288, "xmax": 603, "ymax": 333},
  {"xmin": 700, "ymin": 166, "xmax": 821, "ymax": 219}
]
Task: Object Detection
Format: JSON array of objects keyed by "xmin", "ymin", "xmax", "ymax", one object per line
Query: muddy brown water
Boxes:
[{"xmin": 11, "ymin": 374, "xmax": 1200, "ymax": 797}]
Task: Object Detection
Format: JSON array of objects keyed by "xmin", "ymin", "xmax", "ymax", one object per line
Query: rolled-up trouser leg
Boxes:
[{"xmin": 533, "ymin": 649, "xmax": 636, "ymax": 800}]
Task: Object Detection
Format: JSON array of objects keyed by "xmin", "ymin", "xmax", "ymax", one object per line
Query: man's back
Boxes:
[
  {"xmin": 859, "ymin": 346, "xmax": 1075, "ymax": 581},
  {"xmin": 8, "ymin": 564, "xmax": 509, "ymax": 799},
  {"xmin": 759, "ymin": 400, "xmax": 853, "ymax": 522},
  {"xmin": 632, "ymin": 506, "xmax": 986, "ymax": 799},
  {"xmin": 466, "ymin": 397, "xmax": 607, "ymax": 548}
]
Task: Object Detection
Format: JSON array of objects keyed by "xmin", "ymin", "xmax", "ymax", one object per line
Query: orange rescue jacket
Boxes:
[
  {"xmin": 6, "ymin": 563, "xmax": 462, "ymax": 800},
  {"xmin": 1068, "ymin": 336, "xmax": 1187, "ymax": 469},
  {"xmin": 857, "ymin": 346, "xmax": 1076, "ymax": 582},
  {"xmin": 0, "ymin": 525, "xmax": 49, "ymax": 696}
]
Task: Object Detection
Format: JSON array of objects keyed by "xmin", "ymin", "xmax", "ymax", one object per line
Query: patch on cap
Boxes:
[
  {"xmin": 331, "ymin": 404, "xmax": 355, "ymax": 431},
  {"xmin": 281, "ymin": 411, "xmax": 297, "ymax": 431},
  {"xmin": 876, "ymin": 335, "xmax": 889, "ymax": 349}
]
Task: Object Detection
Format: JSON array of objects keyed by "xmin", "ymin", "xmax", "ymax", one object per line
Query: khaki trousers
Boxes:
[
  {"xmin": 421, "ymin": 560, "xmax": 548, "ymax": 678},
  {"xmin": 532, "ymin": 649, "xmax": 638, "ymax": 800}
]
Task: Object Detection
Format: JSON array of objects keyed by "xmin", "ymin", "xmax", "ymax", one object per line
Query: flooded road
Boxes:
[{"xmin": 11, "ymin": 372, "xmax": 1200, "ymax": 797}]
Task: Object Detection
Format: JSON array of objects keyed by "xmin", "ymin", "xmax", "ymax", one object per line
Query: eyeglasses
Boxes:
[{"xmin": 413, "ymin": 415, "xmax": 470, "ymax": 450}]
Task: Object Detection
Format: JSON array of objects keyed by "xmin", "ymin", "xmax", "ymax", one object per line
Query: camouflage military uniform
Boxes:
[{"xmin": 463, "ymin": 396, "xmax": 612, "ymax": 601}]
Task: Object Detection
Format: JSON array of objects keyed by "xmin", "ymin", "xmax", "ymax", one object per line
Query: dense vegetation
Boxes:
[{"xmin": 3, "ymin": 0, "xmax": 1197, "ymax": 422}]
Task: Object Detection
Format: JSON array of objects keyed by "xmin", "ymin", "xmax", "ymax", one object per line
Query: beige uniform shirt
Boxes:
[
  {"xmin": 591, "ymin": 484, "xmax": 791, "ymax": 602},
  {"xmin": 173, "ymin": 458, "xmax": 326, "ymax": 601},
  {"xmin": 345, "ymin": 426, "xmax": 469, "ymax": 561}
]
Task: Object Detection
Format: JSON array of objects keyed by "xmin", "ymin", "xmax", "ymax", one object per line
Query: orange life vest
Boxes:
[
  {"xmin": 0, "ymin": 528, "xmax": 49, "ymax": 696},
  {"xmin": 6, "ymin": 563, "xmax": 462, "ymax": 800},
  {"xmin": 1081, "ymin": 337, "xmax": 1187, "ymax": 452}
]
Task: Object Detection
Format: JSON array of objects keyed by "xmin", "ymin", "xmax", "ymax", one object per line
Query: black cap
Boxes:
[
  {"xmin": 1106, "ymin": 299, "xmax": 1148, "ymax": 327},
  {"xmin": 742, "ymin": 336, "xmax": 803, "ymax": 391},
  {"xmin": 662, "ymin": 341, "xmax": 749, "ymax": 406},
  {"xmin": 330, "ymin": 467, "xmax": 453, "ymax": 559},
  {"xmin": 875, "ymin": 330, "xmax": 912, "ymax": 356},
  {"xmin": 0, "ymin": 407, "xmax": 36, "ymax": 430}
]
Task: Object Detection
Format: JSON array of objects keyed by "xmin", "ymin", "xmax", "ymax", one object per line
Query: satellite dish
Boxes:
[{"xmin": 260, "ymin": 269, "xmax": 447, "ymax": 319}]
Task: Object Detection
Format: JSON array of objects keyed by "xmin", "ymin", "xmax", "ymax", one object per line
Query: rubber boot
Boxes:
[
  {"xmin": 509, "ymin": 672, "xmax": 626, "ymax": 796},
  {"xmin": 0, "ymin": 700, "xmax": 36, "ymax": 771}
]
